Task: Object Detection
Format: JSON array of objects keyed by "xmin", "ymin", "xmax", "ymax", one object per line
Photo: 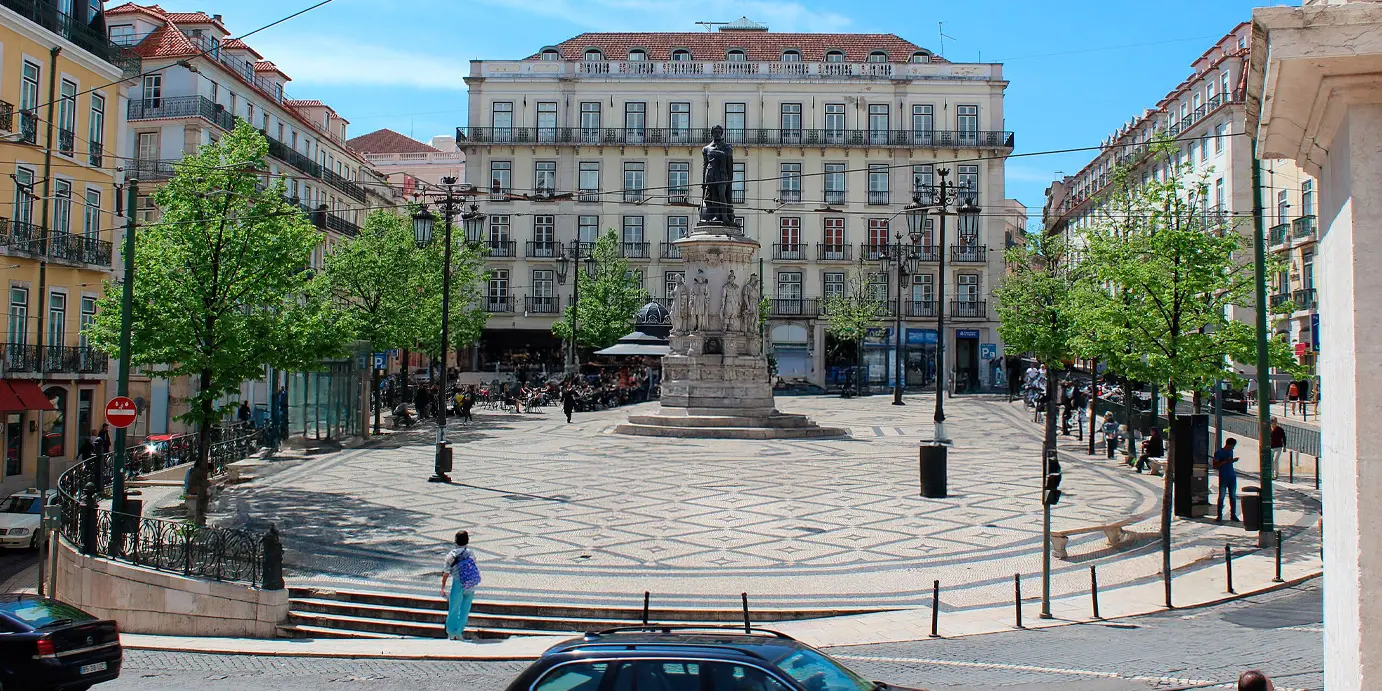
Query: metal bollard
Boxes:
[
  {"xmin": 1273, "ymin": 530, "xmax": 1284, "ymax": 583},
  {"xmin": 1289, "ymin": 451, "xmax": 1295, "ymax": 484},
  {"xmin": 1090, "ymin": 565, "xmax": 1101, "ymax": 620},
  {"xmin": 1226, "ymin": 544, "xmax": 1235, "ymax": 594},
  {"xmin": 1014, "ymin": 573, "xmax": 1023, "ymax": 629},
  {"xmin": 930, "ymin": 580, "xmax": 940, "ymax": 638},
  {"xmin": 741, "ymin": 593, "xmax": 751, "ymax": 633},
  {"xmin": 642, "ymin": 591, "xmax": 650, "ymax": 626},
  {"xmin": 1315, "ymin": 453, "xmax": 1321, "ymax": 490}
]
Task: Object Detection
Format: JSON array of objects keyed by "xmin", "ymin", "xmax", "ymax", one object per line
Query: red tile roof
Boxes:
[
  {"xmin": 106, "ymin": 3, "xmax": 229, "ymax": 32},
  {"xmin": 347, "ymin": 129, "xmax": 441, "ymax": 155},
  {"xmin": 531, "ymin": 32, "xmax": 941, "ymax": 64},
  {"xmin": 220, "ymin": 38, "xmax": 263, "ymax": 59},
  {"xmin": 254, "ymin": 61, "xmax": 291, "ymax": 79},
  {"xmin": 129, "ymin": 23, "xmax": 199, "ymax": 59}
]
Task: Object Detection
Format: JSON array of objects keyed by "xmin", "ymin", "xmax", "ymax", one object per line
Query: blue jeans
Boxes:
[
  {"xmin": 447, "ymin": 579, "xmax": 475, "ymax": 638},
  {"xmin": 1217, "ymin": 474, "xmax": 1239, "ymax": 518}
]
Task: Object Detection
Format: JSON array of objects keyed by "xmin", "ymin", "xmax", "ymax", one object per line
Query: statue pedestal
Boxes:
[{"xmin": 615, "ymin": 223, "xmax": 847, "ymax": 440}]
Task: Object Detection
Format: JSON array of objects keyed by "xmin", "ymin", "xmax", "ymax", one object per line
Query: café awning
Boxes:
[{"xmin": 0, "ymin": 380, "xmax": 57, "ymax": 412}]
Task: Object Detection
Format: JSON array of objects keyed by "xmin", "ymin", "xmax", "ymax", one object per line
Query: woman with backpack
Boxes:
[{"xmin": 440, "ymin": 530, "xmax": 482, "ymax": 640}]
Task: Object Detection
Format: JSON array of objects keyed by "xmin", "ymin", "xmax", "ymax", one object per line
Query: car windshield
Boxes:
[
  {"xmin": 0, "ymin": 496, "xmax": 38, "ymax": 514},
  {"xmin": 772, "ymin": 647, "xmax": 877, "ymax": 690},
  {"xmin": 0, "ymin": 599, "xmax": 94, "ymax": 628}
]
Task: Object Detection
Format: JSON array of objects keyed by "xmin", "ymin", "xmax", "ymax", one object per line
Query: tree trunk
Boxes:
[
  {"xmin": 856, "ymin": 336, "xmax": 865, "ymax": 395},
  {"xmin": 1161, "ymin": 387, "xmax": 1179, "ymax": 608},
  {"xmin": 190, "ymin": 367, "xmax": 214, "ymax": 526},
  {"xmin": 1193, "ymin": 390, "xmax": 1203, "ymax": 415},
  {"xmin": 1124, "ymin": 378, "xmax": 1135, "ymax": 462}
]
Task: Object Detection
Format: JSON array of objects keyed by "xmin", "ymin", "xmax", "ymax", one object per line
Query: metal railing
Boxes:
[
  {"xmin": 0, "ymin": 0, "xmax": 141, "ymax": 77},
  {"xmin": 823, "ymin": 191, "xmax": 846, "ymax": 205},
  {"xmin": 1293, "ymin": 288, "xmax": 1317, "ymax": 310},
  {"xmin": 57, "ymin": 128, "xmax": 74, "ymax": 155},
  {"xmin": 128, "ymin": 159, "xmax": 179, "ymax": 180},
  {"xmin": 768, "ymin": 298, "xmax": 819, "ymax": 317},
  {"xmin": 1, "ymin": 343, "xmax": 37, "ymax": 373},
  {"xmin": 485, "ymin": 240, "xmax": 517, "ymax": 258},
  {"xmin": 950, "ymin": 245, "xmax": 987, "ymax": 263},
  {"xmin": 1292, "ymin": 215, "xmax": 1317, "ymax": 241},
  {"xmin": 951, "ymin": 300, "xmax": 987, "ymax": 319},
  {"xmin": 264, "ymin": 134, "xmax": 366, "ymax": 202},
  {"xmin": 868, "ymin": 191, "xmax": 890, "ymax": 205},
  {"xmin": 861, "ymin": 243, "xmax": 888, "ymax": 261},
  {"xmin": 128, "ymin": 96, "xmax": 236, "ymax": 132},
  {"xmin": 527, "ymin": 241, "xmax": 561, "ymax": 258},
  {"xmin": 19, "ymin": 110, "xmax": 36, "ymax": 144},
  {"xmin": 1270, "ymin": 293, "xmax": 1292, "ymax": 309},
  {"xmin": 903, "ymin": 300, "xmax": 938, "ymax": 317},
  {"xmin": 324, "ymin": 212, "xmax": 359, "ymax": 237},
  {"xmin": 89, "ymin": 141, "xmax": 103, "ymax": 168},
  {"xmin": 484, "ymin": 295, "xmax": 515, "ymax": 313},
  {"xmin": 525, "ymin": 295, "xmax": 560, "ymax": 314},
  {"xmin": 1270, "ymin": 223, "xmax": 1290, "ymax": 247},
  {"xmin": 773, "ymin": 243, "xmax": 807, "ymax": 260},
  {"xmin": 660, "ymin": 242, "xmax": 682, "ymax": 260},
  {"xmin": 0, "ymin": 101, "xmax": 12, "ymax": 133},
  {"xmin": 48, "ymin": 230, "xmax": 112, "ymax": 267},
  {"xmin": 458, "ymin": 126, "xmax": 1015, "ymax": 150},
  {"xmin": 1, "ymin": 343, "xmax": 106, "ymax": 375},
  {"xmin": 779, "ymin": 189, "xmax": 801, "ymax": 203},
  {"xmin": 620, "ymin": 242, "xmax": 651, "ymax": 259},
  {"xmin": 0, "ymin": 218, "xmax": 41, "ymax": 255}
]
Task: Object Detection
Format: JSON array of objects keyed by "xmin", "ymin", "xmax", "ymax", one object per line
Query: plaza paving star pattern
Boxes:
[{"xmin": 214, "ymin": 395, "xmax": 1320, "ymax": 610}]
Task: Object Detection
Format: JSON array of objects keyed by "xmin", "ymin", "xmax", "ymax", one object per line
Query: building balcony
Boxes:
[
  {"xmin": 668, "ymin": 189, "xmax": 691, "ymax": 205},
  {"xmin": 823, "ymin": 191, "xmax": 846, "ymax": 206},
  {"xmin": 476, "ymin": 58, "xmax": 1002, "ymax": 83},
  {"xmin": 1270, "ymin": 292, "xmax": 1292, "ymax": 309},
  {"xmin": 1269, "ymin": 222, "xmax": 1290, "ymax": 247},
  {"xmin": 89, "ymin": 141, "xmax": 103, "ymax": 168},
  {"xmin": 484, "ymin": 240, "xmax": 517, "ymax": 258},
  {"xmin": 861, "ymin": 243, "xmax": 888, "ymax": 261},
  {"xmin": 0, "ymin": 101, "xmax": 12, "ymax": 133},
  {"xmin": 527, "ymin": 240, "xmax": 561, "ymax": 258},
  {"xmin": 867, "ymin": 191, "xmax": 890, "ymax": 205},
  {"xmin": 57, "ymin": 128, "xmax": 74, "ymax": 156},
  {"xmin": 773, "ymin": 243, "xmax": 807, "ymax": 261},
  {"xmin": 950, "ymin": 245, "xmax": 987, "ymax": 263},
  {"xmin": 264, "ymin": 134, "xmax": 367, "ymax": 202},
  {"xmin": 525, "ymin": 295, "xmax": 561, "ymax": 314},
  {"xmin": 323, "ymin": 212, "xmax": 359, "ymax": 238},
  {"xmin": 660, "ymin": 242, "xmax": 682, "ymax": 260},
  {"xmin": 19, "ymin": 110, "xmax": 36, "ymax": 145},
  {"xmin": 817, "ymin": 243, "xmax": 853, "ymax": 262},
  {"xmin": 1293, "ymin": 288, "xmax": 1317, "ymax": 310},
  {"xmin": 47, "ymin": 230, "xmax": 112, "ymax": 268},
  {"xmin": 1, "ymin": 343, "xmax": 106, "ymax": 376},
  {"xmin": 620, "ymin": 242, "xmax": 651, "ymax": 259},
  {"xmin": 1292, "ymin": 215, "xmax": 1317, "ymax": 242},
  {"xmin": 484, "ymin": 295, "xmax": 515, "ymax": 313},
  {"xmin": 0, "ymin": 218, "xmax": 41, "ymax": 255},
  {"xmin": 622, "ymin": 189, "xmax": 644, "ymax": 203},
  {"xmin": 904, "ymin": 300, "xmax": 938, "ymax": 318},
  {"xmin": 779, "ymin": 189, "xmax": 801, "ymax": 203},
  {"xmin": 456, "ymin": 126, "xmax": 1015, "ymax": 150},
  {"xmin": 950, "ymin": 300, "xmax": 987, "ymax": 319},
  {"xmin": 129, "ymin": 95, "xmax": 237, "ymax": 132},
  {"xmin": 768, "ymin": 298, "xmax": 819, "ymax": 318},
  {"xmin": 0, "ymin": 0, "xmax": 141, "ymax": 77}
]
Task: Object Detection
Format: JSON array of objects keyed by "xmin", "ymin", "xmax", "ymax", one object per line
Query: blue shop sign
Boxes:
[
  {"xmin": 906, "ymin": 328, "xmax": 938, "ymax": 345},
  {"xmin": 956, "ymin": 329, "xmax": 981, "ymax": 339},
  {"xmin": 1311, "ymin": 314, "xmax": 1320, "ymax": 351},
  {"xmin": 864, "ymin": 327, "xmax": 892, "ymax": 347}
]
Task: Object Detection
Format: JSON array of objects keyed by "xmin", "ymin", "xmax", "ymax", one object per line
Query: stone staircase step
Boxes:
[
  {"xmin": 283, "ymin": 611, "xmax": 556, "ymax": 640},
  {"xmin": 290, "ymin": 597, "xmax": 745, "ymax": 633},
  {"xmin": 625, "ymin": 414, "xmax": 813, "ymax": 428},
  {"xmin": 276, "ymin": 623, "xmax": 405, "ymax": 640},
  {"xmin": 614, "ymin": 424, "xmax": 849, "ymax": 439}
]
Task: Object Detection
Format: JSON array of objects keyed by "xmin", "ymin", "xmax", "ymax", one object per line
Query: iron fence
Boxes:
[{"xmin": 458, "ymin": 126, "xmax": 1015, "ymax": 150}]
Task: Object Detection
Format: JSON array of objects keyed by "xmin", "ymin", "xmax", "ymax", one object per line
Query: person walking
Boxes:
[
  {"xmin": 237, "ymin": 401, "xmax": 251, "ymax": 426},
  {"xmin": 440, "ymin": 530, "xmax": 481, "ymax": 641},
  {"xmin": 1214, "ymin": 438, "xmax": 1241, "ymax": 522},
  {"xmin": 562, "ymin": 386, "xmax": 576, "ymax": 424},
  {"xmin": 1286, "ymin": 381, "xmax": 1300, "ymax": 415},
  {"xmin": 1102, "ymin": 413, "xmax": 1119, "ymax": 459},
  {"xmin": 415, "ymin": 384, "xmax": 431, "ymax": 421},
  {"xmin": 1269, "ymin": 418, "xmax": 1287, "ymax": 480},
  {"xmin": 95, "ymin": 423, "xmax": 111, "ymax": 457},
  {"xmin": 1071, "ymin": 386, "xmax": 1088, "ymax": 441}
]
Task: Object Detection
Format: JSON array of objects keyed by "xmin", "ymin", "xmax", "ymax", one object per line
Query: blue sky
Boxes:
[{"xmin": 146, "ymin": 0, "xmax": 1286, "ymax": 224}]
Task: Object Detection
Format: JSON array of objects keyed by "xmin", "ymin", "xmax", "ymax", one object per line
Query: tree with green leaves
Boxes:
[
  {"xmin": 1070, "ymin": 144, "xmax": 1300, "ymax": 606},
  {"xmin": 821, "ymin": 270, "xmax": 888, "ymax": 394},
  {"xmin": 413, "ymin": 223, "xmax": 488, "ymax": 376},
  {"xmin": 87, "ymin": 122, "xmax": 346, "ymax": 525},
  {"xmin": 552, "ymin": 230, "xmax": 648, "ymax": 355}
]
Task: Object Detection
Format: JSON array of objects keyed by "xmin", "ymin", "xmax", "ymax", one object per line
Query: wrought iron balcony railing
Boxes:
[
  {"xmin": 484, "ymin": 295, "xmax": 515, "ymax": 313},
  {"xmin": 950, "ymin": 300, "xmax": 987, "ymax": 319},
  {"xmin": 1, "ymin": 343, "xmax": 106, "ymax": 375},
  {"xmin": 48, "ymin": 230, "xmax": 113, "ymax": 267},
  {"xmin": 1292, "ymin": 288, "xmax": 1317, "ymax": 310},
  {"xmin": 620, "ymin": 242, "xmax": 651, "ymax": 259},
  {"xmin": 0, "ymin": 218, "xmax": 41, "ymax": 255},
  {"xmin": 525, "ymin": 295, "xmax": 561, "ymax": 314},
  {"xmin": 861, "ymin": 243, "xmax": 888, "ymax": 261},
  {"xmin": 0, "ymin": 101, "xmax": 12, "ymax": 133},
  {"xmin": 1270, "ymin": 293, "xmax": 1293, "ymax": 309},
  {"xmin": 779, "ymin": 189, "xmax": 802, "ymax": 203},
  {"xmin": 19, "ymin": 110, "xmax": 36, "ymax": 144},
  {"xmin": 660, "ymin": 242, "xmax": 682, "ymax": 260},
  {"xmin": 950, "ymin": 245, "xmax": 987, "ymax": 263},
  {"xmin": 324, "ymin": 212, "xmax": 359, "ymax": 237},
  {"xmin": 1270, "ymin": 223, "xmax": 1290, "ymax": 247},
  {"xmin": 904, "ymin": 300, "xmax": 938, "ymax": 318},
  {"xmin": 0, "ymin": 0, "xmax": 142, "ymax": 77},
  {"xmin": 57, "ymin": 128, "xmax": 74, "ymax": 155},
  {"xmin": 1292, "ymin": 215, "xmax": 1317, "ymax": 241},
  {"xmin": 484, "ymin": 240, "xmax": 517, "ymax": 258},
  {"xmin": 773, "ymin": 243, "xmax": 807, "ymax": 261},
  {"xmin": 527, "ymin": 240, "xmax": 561, "ymax": 258},
  {"xmin": 868, "ymin": 191, "xmax": 890, "ymax": 205},
  {"xmin": 263, "ymin": 132, "xmax": 367, "ymax": 202},
  {"xmin": 128, "ymin": 95, "xmax": 236, "ymax": 131},
  {"xmin": 817, "ymin": 243, "xmax": 853, "ymax": 261},
  {"xmin": 823, "ymin": 190, "xmax": 846, "ymax": 205},
  {"xmin": 89, "ymin": 141, "xmax": 103, "ymax": 168},
  {"xmin": 768, "ymin": 298, "xmax": 819, "ymax": 318},
  {"xmin": 1, "ymin": 343, "xmax": 37, "ymax": 373},
  {"xmin": 457, "ymin": 126, "xmax": 1016, "ymax": 150}
]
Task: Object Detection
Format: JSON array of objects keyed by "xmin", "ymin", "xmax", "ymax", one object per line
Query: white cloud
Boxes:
[
  {"xmin": 477, "ymin": 0, "xmax": 852, "ymax": 33},
  {"xmin": 248, "ymin": 35, "xmax": 469, "ymax": 90}
]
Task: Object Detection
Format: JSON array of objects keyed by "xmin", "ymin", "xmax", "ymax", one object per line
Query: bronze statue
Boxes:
[{"xmin": 700, "ymin": 125, "xmax": 736, "ymax": 226}]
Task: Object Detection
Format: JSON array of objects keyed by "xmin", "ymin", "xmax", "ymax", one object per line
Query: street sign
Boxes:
[
  {"xmin": 373, "ymin": 353, "xmax": 387, "ymax": 370},
  {"xmin": 105, "ymin": 396, "xmax": 138, "ymax": 429},
  {"xmin": 980, "ymin": 343, "xmax": 998, "ymax": 360}
]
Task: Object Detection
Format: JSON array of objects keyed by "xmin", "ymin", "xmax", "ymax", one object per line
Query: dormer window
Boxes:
[
  {"xmin": 628, "ymin": 49, "xmax": 647, "ymax": 61},
  {"xmin": 671, "ymin": 49, "xmax": 691, "ymax": 61},
  {"xmin": 584, "ymin": 49, "xmax": 603, "ymax": 61},
  {"xmin": 781, "ymin": 50, "xmax": 801, "ymax": 62},
  {"xmin": 867, "ymin": 51, "xmax": 888, "ymax": 63},
  {"xmin": 824, "ymin": 50, "xmax": 844, "ymax": 63},
  {"xmin": 540, "ymin": 48, "xmax": 560, "ymax": 61},
  {"xmin": 727, "ymin": 49, "xmax": 747, "ymax": 62},
  {"xmin": 909, "ymin": 51, "xmax": 930, "ymax": 64}
]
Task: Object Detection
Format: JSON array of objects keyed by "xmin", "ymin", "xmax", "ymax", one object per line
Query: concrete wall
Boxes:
[{"xmin": 54, "ymin": 538, "xmax": 287, "ymax": 638}]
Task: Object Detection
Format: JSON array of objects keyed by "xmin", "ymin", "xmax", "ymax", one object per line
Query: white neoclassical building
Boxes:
[{"xmin": 459, "ymin": 20, "xmax": 1016, "ymax": 391}]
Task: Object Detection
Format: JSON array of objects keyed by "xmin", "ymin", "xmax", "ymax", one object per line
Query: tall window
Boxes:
[
  {"xmin": 57, "ymin": 80, "xmax": 76, "ymax": 154},
  {"xmin": 1301, "ymin": 180, "xmax": 1314, "ymax": 216},
  {"xmin": 867, "ymin": 104, "xmax": 889, "ymax": 144},
  {"xmin": 779, "ymin": 163, "xmax": 801, "ymax": 202},
  {"xmin": 912, "ymin": 164, "xmax": 934, "ymax": 199},
  {"xmin": 532, "ymin": 269, "xmax": 555, "ymax": 298},
  {"xmin": 488, "ymin": 214, "xmax": 510, "ymax": 242},
  {"xmin": 624, "ymin": 102, "xmax": 646, "ymax": 143},
  {"xmin": 668, "ymin": 216, "xmax": 689, "ymax": 241},
  {"xmin": 824, "ymin": 103, "xmax": 845, "ymax": 143},
  {"xmin": 1215, "ymin": 178, "xmax": 1225, "ymax": 211},
  {"xmin": 1302, "ymin": 250, "xmax": 1314, "ymax": 289},
  {"xmin": 48, "ymin": 291, "xmax": 66, "ymax": 348},
  {"xmin": 868, "ymin": 164, "xmax": 890, "ymax": 205},
  {"xmin": 824, "ymin": 272, "xmax": 845, "ymax": 298},
  {"xmin": 14, "ymin": 168, "xmax": 34, "ymax": 224},
  {"xmin": 867, "ymin": 218, "xmax": 889, "ymax": 247},
  {"xmin": 89, "ymin": 93, "xmax": 105, "ymax": 164},
  {"xmin": 534, "ymin": 161, "xmax": 556, "ymax": 194},
  {"xmin": 781, "ymin": 103, "xmax": 802, "ymax": 143},
  {"xmin": 664, "ymin": 271, "xmax": 685, "ymax": 298},
  {"xmin": 489, "ymin": 161, "xmax": 511, "ymax": 197},
  {"xmin": 957, "ymin": 274, "xmax": 979, "ymax": 302},
  {"xmin": 79, "ymin": 295, "xmax": 96, "ymax": 351},
  {"xmin": 578, "ymin": 215, "xmax": 599, "ymax": 246},
  {"xmin": 779, "ymin": 217, "xmax": 801, "ymax": 248},
  {"xmin": 532, "ymin": 214, "xmax": 555, "ymax": 247},
  {"xmin": 776, "ymin": 271, "xmax": 802, "ymax": 300},
  {"xmin": 1221, "ymin": 72, "xmax": 1232, "ymax": 101},
  {"xmin": 824, "ymin": 163, "xmax": 845, "ymax": 204},
  {"xmin": 622, "ymin": 215, "xmax": 644, "ymax": 243},
  {"xmin": 7, "ymin": 287, "xmax": 27, "ymax": 347},
  {"xmin": 580, "ymin": 102, "xmax": 601, "ymax": 142},
  {"xmin": 957, "ymin": 165, "xmax": 979, "ymax": 205},
  {"xmin": 912, "ymin": 104, "xmax": 933, "ymax": 145},
  {"xmin": 488, "ymin": 269, "xmax": 509, "ymax": 297},
  {"xmin": 668, "ymin": 161, "xmax": 690, "ymax": 201},
  {"xmin": 536, "ymin": 102, "xmax": 557, "ymax": 141},
  {"xmin": 83, "ymin": 189, "xmax": 100, "ymax": 239},
  {"xmin": 138, "ymin": 73, "xmax": 159, "ymax": 109},
  {"xmin": 957, "ymin": 105, "xmax": 978, "ymax": 145},
  {"xmin": 53, "ymin": 180, "xmax": 72, "ymax": 234},
  {"xmin": 823, "ymin": 218, "xmax": 845, "ymax": 250},
  {"xmin": 21, "ymin": 61, "xmax": 39, "ymax": 142},
  {"xmin": 1214, "ymin": 122, "xmax": 1224, "ymax": 154},
  {"xmin": 1277, "ymin": 189, "xmax": 1290, "ymax": 225},
  {"xmin": 725, "ymin": 103, "xmax": 746, "ymax": 142},
  {"xmin": 732, "ymin": 162, "xmax": 746, "ymax": 204},
  {"xmin": 669, "ymin": 102, "xmax": 691, "ymax": 142},
  {"xmin": 913, "ymin": 274, "xmax": 934, "ymax": 303},
  {"xmin": 868, "ymin": 272, "xmax": 888, "ymax": 302},
  {"xmin": 578, "ymin": 161, "xmax": 600, "ymax": 202},
  {"xmin": 491, "ymin": 102, "xmax": 513, "ymax": 141},
  {"xmin": 622, "ymin": 162, "xmax": 645, "ymax": 202}
]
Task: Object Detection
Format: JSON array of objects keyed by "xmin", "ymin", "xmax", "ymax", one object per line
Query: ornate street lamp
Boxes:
[
  {"xmin": 412, "ymin": 207, "xmax": 437, "ymax": 248},
  {"xmin": 556, "ymin": 243, "xmax": 598, "ymax": 372},
  {"xmin": 883, "ymin": 192, "xmax": 929, "ymax": 406}
]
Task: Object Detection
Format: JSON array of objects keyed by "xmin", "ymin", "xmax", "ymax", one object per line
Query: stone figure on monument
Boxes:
[
  {"xmin": 720, "ymin": 270, "xmax": 742, "ymax": 332},
  {"xmin": 670, "ymin": 273, "xmax": 689, "ymax": 333},
  {"xmin": 700, "ymin": 125, "xmax": 737, "ymax": 226},
  {"xmin": 689, "ymin": 271, "xmax": 710, "ymax": 331},
  {"xmin": 741, "ymin": 272, "xmax": 761, "ymax": 336}
]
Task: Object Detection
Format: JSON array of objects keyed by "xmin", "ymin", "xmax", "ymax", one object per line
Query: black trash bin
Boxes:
[
  {"xmin": 437, "ymin": 445, "xmax": 453, "ymax": 474},
  {"xmin": 1240, "ymin": 486, "xmax": 1262, "ymax": 531},
  {"xmin": 920, "ymin": 444, "xmax": 947, "ymax": 498}
]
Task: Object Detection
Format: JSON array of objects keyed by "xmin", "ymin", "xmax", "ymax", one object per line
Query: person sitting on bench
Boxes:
[{"xmin": 1136, "ymin": 426, "xmax": 1164, "ymax": 473}]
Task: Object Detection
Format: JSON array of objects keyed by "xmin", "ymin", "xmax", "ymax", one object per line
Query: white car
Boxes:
[{"xmin": 0, "ymin": 489, "xmax": 56, "ymax": 550}]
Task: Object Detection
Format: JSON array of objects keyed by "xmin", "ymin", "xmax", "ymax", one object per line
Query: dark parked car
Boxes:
[
  {"xmin": 1222, "ymin": 387, "xmax": 1249, "ymax": 413},
  {"xmin": 504, "ymin": 626, "xmax": 924, "ymax": 690},
  {"xmin": 0, "ymin": 595, "xmax": 121, "ymax": 690}
]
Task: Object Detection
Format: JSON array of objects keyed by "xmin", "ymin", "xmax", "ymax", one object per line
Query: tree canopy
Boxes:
[{"xmin": 551, "ymin": 230, "xmax": 648, "ymax": 351}]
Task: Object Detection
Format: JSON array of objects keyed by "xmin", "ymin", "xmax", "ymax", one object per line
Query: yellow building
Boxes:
[{"xmin": 0, "ymin": 0, "xmax": 136, "ymax": 497}]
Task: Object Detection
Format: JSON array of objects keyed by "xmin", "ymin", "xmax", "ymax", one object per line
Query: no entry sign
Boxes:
[{"xmin": 105, "ymin": 396, "xmax": 138, "ymax": 429}]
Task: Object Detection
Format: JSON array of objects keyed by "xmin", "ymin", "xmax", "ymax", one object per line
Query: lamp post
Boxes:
[
  {"xmin": 881, "ymin": 195, "xmax": 928, "ymax": 405},
  {"xmin": 412, "ymin": 177, "xmax": 483, "ymax": 484},
  {"xmin": 556, "ymin": 241, "xmax": 597, "ymax": 374}
]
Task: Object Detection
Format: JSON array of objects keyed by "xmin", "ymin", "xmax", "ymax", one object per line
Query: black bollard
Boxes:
[
  {"xmin": 1014, "ymin": 573, "xmax": 1023, "ymax": 629},
  {"xmin": 642, "ymin": 591, "xmax": 650, "ymax": 626},
  {"xmin": 1289, "ymin": 451, "xmax": 1295, "ymax": 484},
  {"xmin": 1273, "ymin": 530, "xmax": 1284, "ymax": 583},
  {"xmin": 930, "ymin": 580, "xmax": 940, "ymax": 638},
  {"xmin": 1315, "ymin": 453, "xmax": 1321, "ymax": 490},
  {"xmin": 741, "ymin": 593, "xmax": 750, "ymax": 633},
  {"xmin": 261, "ymin": 524, "xmax": 284, "ymax": 591},
  {"xmin": 1226, "ymin": 544, "xmax": 1235, "ymax": 594},
  {"xmin": 1090, "ymin": 565, "xmax": 1101, "ymax": 620}
]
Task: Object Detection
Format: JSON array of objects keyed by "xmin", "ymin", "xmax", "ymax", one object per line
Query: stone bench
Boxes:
[
  {"xmin": 1147, "ymin": 457, "xmax": 1166, "ymax": 476},
  {"xmin": 1051, "ymin": 519, "xmax": 1135, "ymax": 560}
]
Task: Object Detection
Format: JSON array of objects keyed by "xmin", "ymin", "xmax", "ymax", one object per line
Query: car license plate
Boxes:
[{"xmin": 79, "ymin": 661, "xmax": 107, "ymax": 675}]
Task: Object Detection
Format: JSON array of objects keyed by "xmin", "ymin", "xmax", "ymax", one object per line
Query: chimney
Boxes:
[{"xmin": 212, "ymin": 14, "xmax": 222, "ymax": 22}]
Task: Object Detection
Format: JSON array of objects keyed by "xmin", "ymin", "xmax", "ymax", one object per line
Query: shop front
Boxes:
[{"xmin": 769, "ymin": 324, "xmax": 811, "ymax": 379}]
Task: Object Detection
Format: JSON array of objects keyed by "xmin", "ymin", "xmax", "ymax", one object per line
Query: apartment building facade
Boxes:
[
  {"xmin": 1043, "ymin": 23, "xmax": 1318, "ymax": 392},
  {"xmin": 0, "ymin": 0, "xmax": 137, "ymax": 496},
  {"xmin": 349, "ymin": 128, "xmax": 465, "ymax": 193},
  {"xmin": 460, "ymin": 22, "xmax": 1013, "ymax": 390}
]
